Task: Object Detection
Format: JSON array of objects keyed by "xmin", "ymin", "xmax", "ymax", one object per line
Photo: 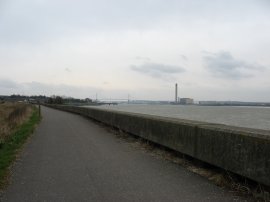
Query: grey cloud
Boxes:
[
  {"xmin": 0, "ymin": 79, "xmax": 133, "ymax": 100},
  {"xmin": 131, "ymin": 62, "xmax": 185, "ymax": 80},
  {"xmin": 1, "ymin": 0, "xmax": 264, "ymax": 45},
  {"xmin": 65, "ymin": 68, "xmax": 71, "ymax": 72},
  {"xmin": 180, "ymin": 55, "xmax": 188, "ymax": 61},
  {"xmin": 0, "ymin": 0, "xmax": 182, "ymax": 44},
  {"xmin": 0, "ymin": 78, "xmax": 18, "ymax": 89},
  {"xmin": 21, "ymin": 82, "xmax": 100, "ymax": 98},
  {"xmin": 135, "ymin": 56, "xmax": 151, "ymax": 61},
  {"xmin": 203, "ymin": 51, "xmax": 265, "ymax": 79},
  {"xmin": 0, "ymin": 80, "xmax": 99, "ymax": 98}
]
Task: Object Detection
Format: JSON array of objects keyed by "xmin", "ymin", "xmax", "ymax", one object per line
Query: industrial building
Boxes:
[
  {"xmin": 180, "ymin": 98, "xmax": 194, "ymax": 105},
  {"xmin": 174, "ymin": 83, "xmax": 194, "ymax": 105}
]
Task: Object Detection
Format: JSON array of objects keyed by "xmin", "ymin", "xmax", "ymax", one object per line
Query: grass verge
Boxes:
[{"xmin": 0, "ymin": 106, "xmax": 41, "ymax": 188}]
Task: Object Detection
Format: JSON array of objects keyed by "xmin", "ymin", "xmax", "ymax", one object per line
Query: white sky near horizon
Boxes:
[{"xmin": 0, "ymin": 0, "xmax": 270, "ymax": 101}]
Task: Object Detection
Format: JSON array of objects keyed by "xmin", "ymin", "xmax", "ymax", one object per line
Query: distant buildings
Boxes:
[
  {"xmin": 199, "ymin": 101, "xmax": 270, "ymax": 106},
  {"xmin": 180, "ymin": 98, "xmax": 194, "ymax": 105}
]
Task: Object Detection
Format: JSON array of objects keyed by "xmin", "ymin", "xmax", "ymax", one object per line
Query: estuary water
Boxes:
[{"xmin": 86, "ymin": 104, "xmax": 270, "ymax": 131}]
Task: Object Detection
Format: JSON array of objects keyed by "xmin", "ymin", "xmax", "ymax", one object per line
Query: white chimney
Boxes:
[{"xmin": 175, "ymin": 83, "xmax": 178, "ymax": 103}]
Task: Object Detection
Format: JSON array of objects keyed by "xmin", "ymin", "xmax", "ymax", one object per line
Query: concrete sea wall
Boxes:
[{"xmin": 47, "ymin": 105, "xmax": 270, "ymax": 186}]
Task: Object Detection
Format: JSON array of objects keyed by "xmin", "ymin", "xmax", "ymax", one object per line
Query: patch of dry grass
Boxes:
[
  {"xmin": 0, "ymin": 102, "xmax": 32, "ymax": 144},
  {"xmin": 0, "ymin": 106, "xmax": 40, "ymax": 189}
]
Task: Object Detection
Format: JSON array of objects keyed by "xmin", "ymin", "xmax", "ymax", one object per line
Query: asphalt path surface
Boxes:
[{"xmin": 0, "ymin": 106, "xmax": 247, "ymax": 202}]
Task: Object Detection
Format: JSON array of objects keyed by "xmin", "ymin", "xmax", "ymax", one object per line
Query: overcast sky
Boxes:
[{"xmin": 1, "ymin": 0, "xmax": 270, "ymax": 101}]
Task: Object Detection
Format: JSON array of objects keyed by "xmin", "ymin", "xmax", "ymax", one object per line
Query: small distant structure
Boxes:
[
  {"xmin": 175, "ymin": 83, "xmax": 178, "ymax": 103},
  {"xmin": 180, "ymin": 98, "xmax": 194, "ymax": 105},
  {"xmin": 173, "ymin": 83, "xmax": 194, "ymax": 105}
]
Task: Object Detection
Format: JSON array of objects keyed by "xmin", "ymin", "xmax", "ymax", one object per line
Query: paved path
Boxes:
[{"xmin": 1, "ymin": 106, "xmax": 246, "ymax": 202}]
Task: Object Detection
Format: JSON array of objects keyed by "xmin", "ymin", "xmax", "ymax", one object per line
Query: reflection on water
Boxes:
[{"xmin": 86, "ymin": 104, "xmax": 270, "ymax": 131}]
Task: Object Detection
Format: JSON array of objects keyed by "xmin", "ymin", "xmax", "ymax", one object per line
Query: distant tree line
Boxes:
[
  {"xmin": 47, "ymin": 96, "xmax": 64, "ymax": 104},
  {"xmin": 46, "ymin": 96, "xmax": 93, "ymax": 105},
  {"xmin": 9, "ymin": 94, "xmax": 47, "ymax": 99},
  {"xmin": 1, "ymin": 94, "xmax": 94, "ymax": 105}
]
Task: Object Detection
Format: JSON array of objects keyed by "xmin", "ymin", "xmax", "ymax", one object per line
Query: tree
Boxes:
[
  {"xmin": 46, "ymin": 96, "xmax": 63, "ymax": 104},
  {"xmin": 55, "ymin": 96, "xmax": 63, "ymax": 104}
]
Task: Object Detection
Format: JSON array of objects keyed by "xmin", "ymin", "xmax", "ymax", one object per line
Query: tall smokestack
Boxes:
[{"xmin": 175, "ymin": 83, "xmax": 178, "ymax": 103}]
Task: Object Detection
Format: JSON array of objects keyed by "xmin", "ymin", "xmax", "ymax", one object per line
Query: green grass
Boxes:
[{"xmin": 0, "ymin": 106, "xmax": 41, "ymax": 188}]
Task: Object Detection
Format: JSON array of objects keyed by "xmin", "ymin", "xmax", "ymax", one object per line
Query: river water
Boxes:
[{"xmin": 86, "ymin": 104, "xmax": 270, "ymax": 131}]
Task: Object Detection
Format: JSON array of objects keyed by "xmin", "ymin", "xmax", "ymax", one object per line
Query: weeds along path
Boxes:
[
  {"xmin": 0, "ymin": 103, "xmax": 33, "ymax": 142},
  {"xmin": 1, "ymin": 106, "xmax": 249, "ymax": 202},
  {"xmin": 0, "ymin": 104, "xmax": 40, "ymax": 188}
]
